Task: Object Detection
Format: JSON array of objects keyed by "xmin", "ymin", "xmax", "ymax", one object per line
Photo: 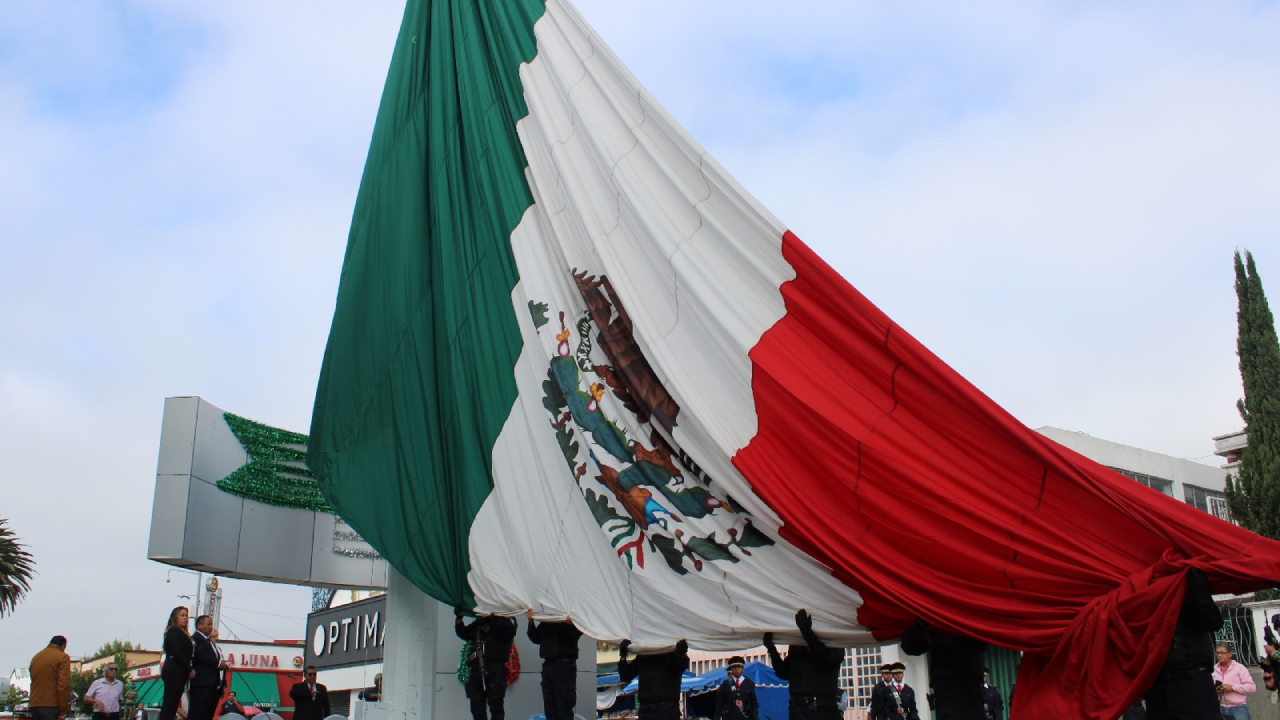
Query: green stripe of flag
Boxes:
[{"xmin": 309, "ymin": 0, "xmax": 547, "ymax": 608}]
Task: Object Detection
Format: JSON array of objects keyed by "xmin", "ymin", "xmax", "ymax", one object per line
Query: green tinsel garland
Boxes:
[
  {"xmin": 216, "ymin": 412, "xmax": 334, "ymax": 513},
  {"xmin": 457, "ymin": 641, "xmax": 473, "ymax": 684}
]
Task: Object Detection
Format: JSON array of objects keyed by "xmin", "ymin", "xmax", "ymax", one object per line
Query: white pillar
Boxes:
[{"xmin": 368, "ymin": 570, "xmax": 440, "ymax": 720}]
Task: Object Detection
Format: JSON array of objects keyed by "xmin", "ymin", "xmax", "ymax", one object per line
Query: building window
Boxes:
[
  {"xmin": 1107, "ymin": 467, "xmax": 1174, "ymax": 496},
  {"xmin": 1185, "ymin": 484, "xmax": 1231, "ymax": 521},
  {"xmin": 841, "ymin": 647, "xmax": 882, "ymax": 710}
]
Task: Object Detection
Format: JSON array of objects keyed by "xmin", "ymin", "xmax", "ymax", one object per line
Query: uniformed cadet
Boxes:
[
  {"xmin": 714, "ymin": 656, "xmax": 759, "ymax": 720},
  {"xmin": 617, "ymin": 638, "xmax": 689, "ymax": 720},
  {"xmin": 901, "ymin": 622, "xmax": 987, "ymax": 720},
  {"xmin": 981, "ymin": 670, "xmax": 1003, "ymax": 720},
  {"xmin": 887, "ymin": 663, "xmax": 920, "ymax": 720},
  {"xmin": 764, "ymin": 609, "xmax": 845, "ymax": 720},
  {"xmin": 868, "ymin": 664, "xmax": 894, "ymax": 720},
  {"xmin": 454, "ymin": 610, "xmax": 518, "ymax": 720},
  {"xmin": 525, "ymin": 611, "xmax": 583, "ymax": 720}
]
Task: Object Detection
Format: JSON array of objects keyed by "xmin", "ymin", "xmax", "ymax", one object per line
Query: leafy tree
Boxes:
[
  {"xmin": 1225, "ymin": 250, "xmax": 1280, "ymax": 539},
  {"xmin": 2, "ymin": 685, "xmax": 29, "ymax": 711},
  {"xmin": 91, "ymin": 640, "xmax": 140, "ymax": 660},
  {"xmin": 0, "ymin": 517, "xmax": 35, "ymax": 616}
]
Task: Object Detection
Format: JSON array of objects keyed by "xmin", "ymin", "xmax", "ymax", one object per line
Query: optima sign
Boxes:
[{"xmin": 305, "ymin": 594, "xmax": 387, "ymax": 670}]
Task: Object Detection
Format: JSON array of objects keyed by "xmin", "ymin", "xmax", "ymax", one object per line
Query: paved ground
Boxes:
[{"xmin": 1244, "ymin": 667, "xmax": 1277, "ymax": 720}]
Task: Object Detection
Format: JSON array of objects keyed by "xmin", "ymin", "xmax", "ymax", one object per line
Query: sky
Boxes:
[{"xmin": 2, "ymin": 0, "xmax": 1279, "ymax": 676}]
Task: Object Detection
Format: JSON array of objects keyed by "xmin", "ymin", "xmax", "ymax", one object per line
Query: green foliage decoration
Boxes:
[
  {"xmin": 218, "ymin": 413, "xmax": 334, "ymax": 513},
  {"xmin": 457, "ymin": 641, "xmax": 473, "ymax": 684},
  {"xmin": 1225, "ymin": 250, "xmax": 1280, "ymax": 540}
]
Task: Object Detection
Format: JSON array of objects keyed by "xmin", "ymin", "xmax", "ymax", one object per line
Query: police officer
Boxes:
[
  {"xmin": 981, "ymin": 670, "xmax": 1003, "ymax": 720},
  {"xmin": 764, "ymin": 609, "xmax": 845, "ymax": 720},
  {"xmin": 455, "ymin": 610, "xmax": 518, "ymax": 720},
  {"xmin": 1143, "ymin": 568, "xmax": 1222, "ymax": 720},
  {"xmin": 901, "ymin": 622, "xmax": 986, "ymax": 720},
  {"xmin": 526, "ymin": 611, "xmax": 583, "ymax": 720},
  {"xmin": 714, "ymin": 656, "xmax": 758, "ymax": 720},
  {"xmin": 617, "ymin": 638, "xmax": 689, "ymax": 720}
]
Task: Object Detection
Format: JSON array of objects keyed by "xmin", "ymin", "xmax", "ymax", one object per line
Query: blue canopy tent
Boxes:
[
  {"xmin": 684, "ymin": 663, "xmax": 789, "ymax": 720},
  {"xmin": 619, "ymin": 671, "xmax": 704, "ymax": 696}
]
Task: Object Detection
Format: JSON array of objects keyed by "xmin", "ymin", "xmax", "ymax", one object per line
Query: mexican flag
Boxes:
[{"xmin": 308, "ymin": 0, "xmax": 1280, "ymax": 717}]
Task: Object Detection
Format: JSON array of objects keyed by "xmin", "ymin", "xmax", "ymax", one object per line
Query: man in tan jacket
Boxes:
[{"xmin": 29, "ymin": 635, "xmax": 71, "ymax": 720}]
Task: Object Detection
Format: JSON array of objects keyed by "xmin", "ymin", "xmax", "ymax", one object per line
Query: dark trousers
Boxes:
[
  {"xmin": 932, "ymin": 680, "xmax": 986, "ymax": 720},
  {"xmin": 638, "ymin": 701, "xmax": 680, "ymax": 720},
  {"xmin": 1145, "ymin": 671, "xmax": 1220, "ymax": 720},
  {"xmin": 93, "ymin": 712, "xmax": 122, "ymax": 720},
  {"xmin": 188, "ymin": 685, "xmax": 219, "ymax": 720},
  {"xmin": 465, "ymin": 662, "xmax": 508, "ymax": 720},
  {"xmin": 789, "ymin": 697, "xmax": 840, "ymax": 720},
  {"xmin": 31, "ymin": 708, "xmax": 59, "ymax": 720},
  {"xmin": 541, "ymin": 660, "xmax": 576, "ymax": 720},
  {"xmin": 158, "ymin": 673, "xmax": 187, "ymax": 720}
]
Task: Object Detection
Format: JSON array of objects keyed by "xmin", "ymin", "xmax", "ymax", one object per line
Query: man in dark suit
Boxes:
[
  {"xmin": 190, "ymin": 616, "xmax": 227, "ymax": 720},
  {"xmin": 289, "ymin": 667, "xmax": 331, "ymax": 720},
  {"xmin": 981, "ymin": 670, "xmax": 1003, "ymax": 720}
]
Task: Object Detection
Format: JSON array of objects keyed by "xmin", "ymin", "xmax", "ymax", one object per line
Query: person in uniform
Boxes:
[
  {"xmin": 617, "ymin": 638, "xmax": 689, "ymax": 720},
  {"xmin": 1143, "ymin": 568, "xmax": 1222, "ymax": 720},
  {"xmin": 981, "ymin": 670, "xmax": 1003, "ymax": 720},
  {"xmin": 882, "ymin": 663, "xmax": 920, "ymax": 720},
  {"xmin": 764, "ymin": 609, "xmax": 845, "ymax": 720},
  {"xmin": 526, "ymin": 611, "xmax": 583, "ymax": 720},
  {"xmin": 455, "ymin": 610, "xmax": 518, "ymax": 720},
  {"xmin": 868, "ymin": 665, "xmax": 894, "ymax": 720},
  {"xmin": 901, "ymin": 622, "xmax": 987, "ymax": 720},
  {"xmin": 715, "ymin": 656, "xmax": 759, "ymax": 720}
]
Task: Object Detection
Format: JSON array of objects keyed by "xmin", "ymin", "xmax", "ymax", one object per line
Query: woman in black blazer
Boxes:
[{"xmin": 159, "ymin": 606, "xmax": 194, "ymax": 720}]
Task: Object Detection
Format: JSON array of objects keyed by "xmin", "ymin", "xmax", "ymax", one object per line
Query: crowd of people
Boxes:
[
  {"xmin": 22, "ymin": 606, "xmax": 345, "ymax": 720},
  {"xmin": 25, "ymin": 582, "xmax": 1275, "ymax": 720}
]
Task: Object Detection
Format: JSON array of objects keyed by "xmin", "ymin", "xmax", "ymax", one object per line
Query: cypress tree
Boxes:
[{"xmin": 1225, "ymin": 250, "xmax": 1280, "ymax": 539}]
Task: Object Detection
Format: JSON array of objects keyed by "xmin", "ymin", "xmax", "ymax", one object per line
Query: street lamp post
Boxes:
[{"xmin": 166, "ymin": 568, "xmax": 203, "ymax": 617}]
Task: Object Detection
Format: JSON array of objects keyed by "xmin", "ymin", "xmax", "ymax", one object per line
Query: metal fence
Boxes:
[{"xmin": 1218, "ymin": 605, "xmax": 1259, "ymax": 665}]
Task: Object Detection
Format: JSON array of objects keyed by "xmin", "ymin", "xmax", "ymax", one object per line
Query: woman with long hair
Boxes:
[{"xmin": 158, "ymin": 606, "xmax": 194, "ymax": 720}]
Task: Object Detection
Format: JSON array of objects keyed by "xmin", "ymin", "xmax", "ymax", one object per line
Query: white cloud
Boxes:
[{"xmin": 2, "ymin": 0, "xmax": 1277, "ymax": 672}]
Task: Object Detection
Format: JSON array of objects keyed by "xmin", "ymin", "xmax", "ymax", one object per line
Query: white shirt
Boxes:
[{"xmin": 86, "ymin": 678, "xmax": 124, "ymax": 713}]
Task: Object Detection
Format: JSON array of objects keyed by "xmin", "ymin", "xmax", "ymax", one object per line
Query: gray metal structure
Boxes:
[
  {"xmin": 147, "ymin": 396, "xmax": 387, "ymax": 589},
  {"xmin": 146, "ymin": 397, "xmax": 596, "ymax": 720}
]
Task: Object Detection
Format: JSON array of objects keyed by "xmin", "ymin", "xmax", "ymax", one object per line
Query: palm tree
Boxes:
[{"xmin": 0, "ymin": 517, "xmax": 35, "ymax": 616}]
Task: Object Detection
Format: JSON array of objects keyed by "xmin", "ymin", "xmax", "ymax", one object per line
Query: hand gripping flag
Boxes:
[{"xmin": 307, "ymin": 0, "xmax": 1280, "ymax": 717}]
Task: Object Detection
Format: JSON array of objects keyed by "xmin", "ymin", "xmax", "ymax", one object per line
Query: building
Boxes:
[
  {"xmin": 1036, "ymin": 427, "xmax": 1231, "ymax": 520},
  {"xmin": 687, "ymin": 648, "xmax": 771, "ymax": 676},
  {"xmin": 81, "ymin": 649, "xmax": 162, "ymax": 675},
  {"xmin": 132, "ymin": 640, "xmax": 306, "ymax": 714},
  {"xmin": 1214, "ymin": 430, "xmax": 1247, "ymax": 472},
  {"xmin": 7, "ymin": 669, "xmax": 29, "ymax": 697}
]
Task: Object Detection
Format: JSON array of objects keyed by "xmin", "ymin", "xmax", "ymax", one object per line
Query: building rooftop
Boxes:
[{"xmin": 1213, "ymin": 430, "xmax": 1247, "ymax": 470}]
